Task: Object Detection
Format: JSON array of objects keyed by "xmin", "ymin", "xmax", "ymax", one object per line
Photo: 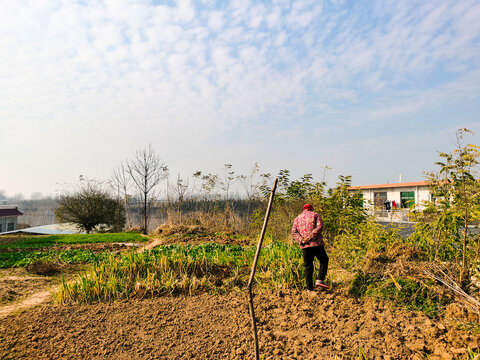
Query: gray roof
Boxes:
[{"xmin": 1, "ymin": 223, "xmax": 85, "ymax": 235}]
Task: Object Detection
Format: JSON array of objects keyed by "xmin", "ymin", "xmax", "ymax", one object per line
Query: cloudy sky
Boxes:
[{"xmin": 1, "ymin": 0, "xmax": 480, "ymax": 198}]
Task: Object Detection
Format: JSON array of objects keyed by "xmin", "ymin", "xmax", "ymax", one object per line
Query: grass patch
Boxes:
[
  {"xmin": 0, "ymin": 233, "xmax": 146, "ymax": 249},
  {"xmin": 0, "ymin": 249, "xmax": 112, "ymax": 268},
  {"xmin": 56, "ymin": 242, "xmax": 305, "ymax": 304},
  {"xmin": 349, "ymin": 272, "xmax": 445, "ymax": 318}
]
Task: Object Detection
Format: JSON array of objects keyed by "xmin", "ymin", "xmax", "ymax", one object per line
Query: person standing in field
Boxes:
[{"xmin": 292, "ymin": 204, "xmax": 330, "ymax": 291}]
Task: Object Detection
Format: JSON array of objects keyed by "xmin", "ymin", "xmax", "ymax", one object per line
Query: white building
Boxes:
[
  {"xmin": 349, "ymin": 181, "xmax": 431, "ymax": 222},
  {"xmin": 0, "ymin": 206, "xmax": 23, "ymax": 233}
]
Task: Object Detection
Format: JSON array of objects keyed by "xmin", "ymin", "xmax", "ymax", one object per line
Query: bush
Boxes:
[
  {"xmin": 330, "ymin": 220, "xmax": 403, "ymax": 272},
  {"xmin": 56, "ymin": 181, "xmax": 125, "ymax": 234},
  {"xmin": 349, "ymin": 272, "xmax": 445, "ymax": 318}
]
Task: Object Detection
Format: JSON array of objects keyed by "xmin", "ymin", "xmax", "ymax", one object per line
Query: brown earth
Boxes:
[
  {"xmin": 0, "ymin": 287, "xmax": 478, "ymax": 360},
  {"xmin": 1, "ymin": 237, "xmax": 479, "ymax": 359},
  {"xmin": 0, "ymin": 268, "xmax": 59, "ymax": 305}
]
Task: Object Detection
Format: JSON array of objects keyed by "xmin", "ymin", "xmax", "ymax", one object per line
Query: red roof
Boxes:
[
  {"xmin": 0, "ymin": 208, "xmax": 23, "ymax": 217},
  {"xmin": 348, "ymin": 181, "xmax": 428, "ymax": 190}
]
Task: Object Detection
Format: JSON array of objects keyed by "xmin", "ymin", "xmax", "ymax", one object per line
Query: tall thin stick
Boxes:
[{"xmin": 247, "ymin": 178, "xmax": 278, "ymax": 360}]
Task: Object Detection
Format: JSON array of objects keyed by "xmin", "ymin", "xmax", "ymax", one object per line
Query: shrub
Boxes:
[
  {"xmin": 349, "ymin": 272, "xmax": 445, "ymax": 318},
  {"xmin": 330, "ymin": 220, "xmax": 403, "ymax": 272},
  {"xmin": 56, "ymin": 181, "xmax": 125, "ymax": 234}
]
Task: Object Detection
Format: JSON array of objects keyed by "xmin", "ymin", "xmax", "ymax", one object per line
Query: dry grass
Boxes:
[
  {"xmin": 151, "ymin": 224, "xmax": 207, "ymax": 236},
  {"xmin": 163, "ymin": 208, "xmax": 251, "ymax": 235},
  {"xmin": 124, "ymin": 225, "xmax": 144, "ymax": 233}
]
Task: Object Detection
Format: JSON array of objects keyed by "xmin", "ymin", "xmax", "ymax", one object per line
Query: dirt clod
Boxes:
[{"xmin": 0, "ymin": 287, "xmax": 477, "ymax": 359}]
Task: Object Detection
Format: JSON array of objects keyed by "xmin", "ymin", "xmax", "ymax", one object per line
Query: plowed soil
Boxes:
[{"xmin": 1, "ymin": 287, "xmax": 478, "ymax": 360}]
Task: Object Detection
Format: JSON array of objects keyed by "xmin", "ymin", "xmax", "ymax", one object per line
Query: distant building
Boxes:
[
  {"xmin": 4, "ymin": 223, "xmax": 84, "ymax": 235},
  {"xmin": 0, "ymin": 206, "xmax": 24, "ymax": 233},
  {"xmin": 349, "ymin": 181, "xmax": 431, "ymax": 222}
]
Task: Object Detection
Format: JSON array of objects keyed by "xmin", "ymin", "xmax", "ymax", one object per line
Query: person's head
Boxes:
[{"xmin": 303, "ymin": 204, "xmax": 313, "ymax": 211}]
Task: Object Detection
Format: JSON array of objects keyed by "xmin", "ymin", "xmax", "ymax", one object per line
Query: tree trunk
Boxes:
[
  {"xmin": 144, "ymin": 192, "xmax": 147, "ymax": 235},
  {"xmin": 435, "ymin": 228, "xmax": 441, "ymax": 261},
  {"xmin": 462, "ymin": 209, "xmax": 468, "ymax": 282}
]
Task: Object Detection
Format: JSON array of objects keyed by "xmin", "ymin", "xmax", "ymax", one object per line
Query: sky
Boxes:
[{"xmin": 1, "ymin": 0, "xmax": 480, "ymax": 199}]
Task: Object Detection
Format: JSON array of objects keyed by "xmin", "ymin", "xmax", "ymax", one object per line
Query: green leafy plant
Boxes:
[{"xmin": 55, "ymin": 242, "xmax": 305, "ymax": 304}]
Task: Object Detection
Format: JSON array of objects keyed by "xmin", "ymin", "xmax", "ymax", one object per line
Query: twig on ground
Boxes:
[{"xmin": 424, "ymin": 264, "xmax": 480, "ymax": 316}]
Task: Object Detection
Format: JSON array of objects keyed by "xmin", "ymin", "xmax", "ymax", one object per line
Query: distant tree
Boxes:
[
  {"xmin": 55, "ymin": 181, "xmax": 125, "ymax": 234},
  {"xmin": 12, "ymin": 193, "xmax": 24, "ymax": 201},
  {"xmin": 127, "ymin": 145, "xmax": 168, "ymax": 234},
  {"xmin": 222, "ymin": 164, "xmax": 235, "ymax": 201},
  {"xmin": 167, "ymin": 174, "xmax": 191, "ymax": 206},
  {"xmin": 30, "ymin": 192, "xmax": 43, "ymax": 200},
  {"xmin": 110, "ymin": 163, "xmax": 132, "ymax": 228}
]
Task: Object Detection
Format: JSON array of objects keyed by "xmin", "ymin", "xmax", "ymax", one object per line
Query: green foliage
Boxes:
[
  {"xmin": 319, "ymin": 175, "xmax": 366, "ymax": 240},
  {"xmin": 411, "ymin": 128, "xmax": 480, "ymax": 281},
  {"xmin": 349, "ymin": 273, "xmax": 444, "ymax": 318},
  {"xmin": 0, "ymin": 233, "xmax": 145, "ymax": 268},
  {"xmin": 407, "ymin": 215, "xmax": 462, "ymax": 261},
  {"xmin": 0, "ymin": 249, "xmax": 111, "ymax": 268},
  {"xmin": 56, "ymin": 242, "xmax": 305, "ymax": 304},
  {"xmin": 258, "ymin": 171, "xmax": 367, "ymax": 242},
  {"xmin": 56, "ymin": 181, "xmax": 126, "ymax": 233},
  {"xmin": 0, "ymin": 233, "xmax": 145, "ymax": 249},
  {"xmin": 330, "ymin": 220, "xmax": 402, "ymax": 271}
]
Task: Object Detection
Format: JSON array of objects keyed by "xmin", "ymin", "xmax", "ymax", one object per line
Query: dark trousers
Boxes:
[{"xmin": 302, "ymin": 245, "xmax": 329, "ymax": 290}]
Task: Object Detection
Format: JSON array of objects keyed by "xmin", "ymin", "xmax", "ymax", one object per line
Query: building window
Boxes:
[
  {"xmin": 374, "ymin": 192, "xmax": 387, "ymax": 207},
  {"xmin": 357, "ymin": 193, "xmax": 364, "ymax": 208},
  {"xmin": 400, "ymin": 191, "xmax": 415, "ymax": 208},
  {"xmin": 0, "ymin": 224, "xmax": 2, "ymax": 232},
  {"xmin": 7, "ymin": 223, "xmax": 14, "ymax": 231}
]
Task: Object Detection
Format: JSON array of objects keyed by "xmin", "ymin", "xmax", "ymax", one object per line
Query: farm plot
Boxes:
[
  {"xmin": 1, "ymin": 289, "xmax": 479, "ymax": 359},
  {"xmin": 0, "ymin": 233, "xmax": 146, "ymax": 305},
  {"xmin": 1, "ymin": 234, "xmax": 479, "ymax": 359}
]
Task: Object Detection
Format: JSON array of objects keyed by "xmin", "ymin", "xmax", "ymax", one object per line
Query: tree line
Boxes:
[{"xmin": 54, "ymin": 128, "xmax": 480, "ymax": 285}]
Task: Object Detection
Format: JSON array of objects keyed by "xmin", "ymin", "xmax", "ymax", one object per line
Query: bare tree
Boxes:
[
  {"xmin": 193, "ymin": 171, "xmax": 222, "ymax": 201},
  {"xmin": 222, "ymin": 164, "xmax": 235, "ymax": 202},
  {"xmin": 238, "ymin": 163, "xmax": 271, "ymax": 201},
  {"xmin": 167, "ymin": 174, "xmax": 191, "ymax": 206},
  {"xmin": 110, "ymin": 163, "xmax": 132, "ymax": 228},
  {"xmin": 127, "ymin": 145, "xmax": 168, "ymax": 234}
]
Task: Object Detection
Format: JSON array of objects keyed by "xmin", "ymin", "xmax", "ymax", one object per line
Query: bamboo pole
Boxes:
[{"xmin": 247, "ymin": 178, "xmax": 278, "ymax": 360}]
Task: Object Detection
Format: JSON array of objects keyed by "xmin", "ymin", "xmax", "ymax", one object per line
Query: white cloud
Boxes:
[
  {"xmin": 208, "ymin": 11, "xmax": 225, "ymax": 32},
  {"xmin": 0, "ymin": 0, "xmax": 480, "ymax": 196}
]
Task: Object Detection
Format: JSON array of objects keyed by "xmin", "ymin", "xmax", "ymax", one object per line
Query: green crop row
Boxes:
[
  {"xmin": 0, "ymin": 233, "xmax": 146, "ymax": 249},
  {"xmin": 0, "ymin": 249, "xmax": 112, "ymax": 268},
  {"xmin": 56, "ymin": 243, "xmax": 305, "ymax": 304}
]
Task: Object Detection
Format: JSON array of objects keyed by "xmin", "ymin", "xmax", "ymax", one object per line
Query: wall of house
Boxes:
[
  {"xmin": 359, "ymin": 186, "xmax": 431, "ymax": 211},
  {"xmin": 0, "ymin": 216, "xmax": 18, "ymax": 233}
]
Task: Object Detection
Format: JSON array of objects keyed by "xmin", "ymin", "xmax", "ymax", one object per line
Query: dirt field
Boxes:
[{"xmin": 1, "ymin": 287, "xmax": 478, "ymax": 360}]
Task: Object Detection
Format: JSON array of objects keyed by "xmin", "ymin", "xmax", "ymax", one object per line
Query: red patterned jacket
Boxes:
[{"xmin": 291, "ymin": 209, "xmax": 324, "ymax": 249}]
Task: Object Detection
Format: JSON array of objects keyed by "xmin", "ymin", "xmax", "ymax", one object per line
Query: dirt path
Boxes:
[
  {"xmin": 138, "ymin": 237, "xmax": 164, "ymax": 252},
  {"xmin": 0, "ymin": 237, "xmax": 164, "ymax": 319},
  {"xmin": 0, "ymin": 290, "xmax": 52, "ymax": 318}
]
